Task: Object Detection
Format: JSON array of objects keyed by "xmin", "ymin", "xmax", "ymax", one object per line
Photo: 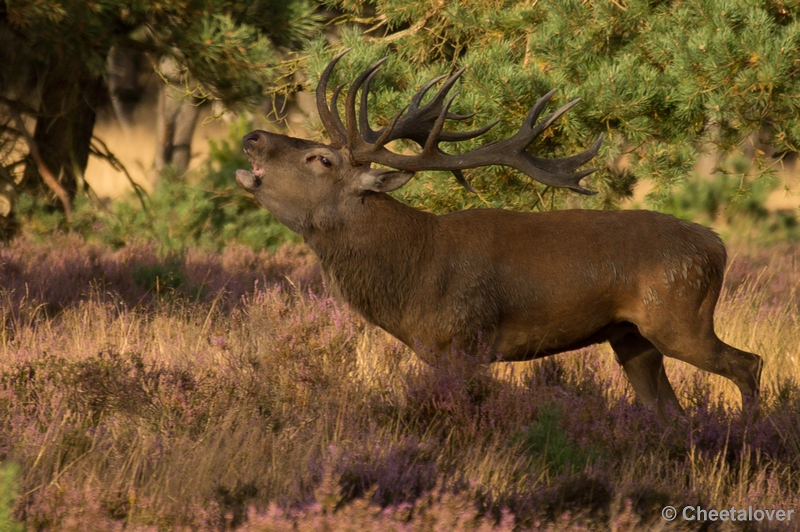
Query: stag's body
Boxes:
[
  {"xmin": 236, "ymin": 51, "xmax": 762, "ymax": 422},
  {"xmin": 313, "ymin": 201, "xmax": 722, "ymax": 361}
]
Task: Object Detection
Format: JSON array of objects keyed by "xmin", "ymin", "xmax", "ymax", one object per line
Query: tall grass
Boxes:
[{"xmin": 1, "ymin": 234, "xmax": 799, "ymax": 530}]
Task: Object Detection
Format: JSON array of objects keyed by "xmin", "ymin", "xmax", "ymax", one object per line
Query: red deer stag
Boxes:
[{"xmin": 236, "ymin": 50, "xmax": 762, "ymax": 422}]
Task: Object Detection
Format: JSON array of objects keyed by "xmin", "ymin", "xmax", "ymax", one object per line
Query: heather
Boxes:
[{"xmin": 1, "ymin": 233, "xmax": 799, "ymax": 531}]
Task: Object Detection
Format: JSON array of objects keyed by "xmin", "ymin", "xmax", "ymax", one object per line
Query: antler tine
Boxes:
[
  {"xmin": 529, "ymin": 98, "xmax": 582, "ymax": 139},
  {"xmin": 516, "ymin": 157, "xmax": 599, "ymax": 194},
  {"xmin": 412, "ymin": 78, "xmax": 487, "ymax": 192},
  {"xmin": 437, "ymin": 121, "xmax": 499, "ymax": 142},
  {"xmin": 427, "ymin": 67, "xmax": 465, "ymax": 107},
  {"xmin": 331, "ymin": 84, "xmax": 347, "ymax": 136},
  {"xmin": 492, "ymin": 96, "xmax": 601, "ymax": 193},
  {"xmin": 430, "ymin": 69, "xmax": 476, "ymax": 121},
  {"xmin": 359, "ymin": 68, "xmax": 382, "ymax": 143},
  {"xmin": 373, "ymin": 105, "xmax": 410, "ymax": 148},
  {"xmin": 498, "ymin": 108, "xmax": 603, "ymax": 193},
  {"xmin": 522, "ymin": 88, "xmax": 558, "ymax": 130},
  {"xmin": 529, "ymin": 133, "xmax": 604, "ymax": 174},
  {"xmin": 388, "ymin": 70, "xmax": 499, "ymax": 145},
  {"xmin": 345, "ymin": 57, "xmax": 389, "ymax": 147},
  {"xmin": 349, "ymin": 59, "xmax": 496, "ymax": 179},
  {"xmin": 363, "ymin": 68, "xmax": 494, "ymax": 145},
  {"xmin": 483, "ymin": 95, "xmax": 598, "ymax": 177},
  {"xmin": 423, "ymin": 91, "xmax": 459, "ymax": 153},
  {"xmin": 411, "ymin": 74, "xmax": 449, "ymax": 109},
  {"xmin": 352, "ymin": 63, "xmax": 490, "ymax": 192},
  {"xmin": 405, "ymin": 67, "xmax": 498, "ymax": 143},
  {"xmin": 452, "ymin": 169, "xmax": 479, "ymax": 194},
  {"xmin": 316, "ymin": 49, "xmax": 351, "ymax": 145},
  {"xmin": 409, "ymin": 72, "xmax": 474, "ymax": 121},
  {"xmin": 403, "ymin": 73, "xmax": 487, "ymax": 191}
]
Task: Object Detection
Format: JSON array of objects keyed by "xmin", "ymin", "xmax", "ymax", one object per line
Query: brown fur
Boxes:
[{"xmin": 236, "ymin": 130, "xmax": 762, "ymax": 422}]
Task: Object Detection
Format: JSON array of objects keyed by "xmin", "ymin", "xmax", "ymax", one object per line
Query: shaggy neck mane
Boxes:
[{"xmin": 305, "ymin": 193, "xmax": 436, "ymax": 336}]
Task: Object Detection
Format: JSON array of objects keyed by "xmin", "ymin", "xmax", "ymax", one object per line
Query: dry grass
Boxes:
[{"xmin": 1, "ymin": 234, "xmax": 799, "ymax": 530}]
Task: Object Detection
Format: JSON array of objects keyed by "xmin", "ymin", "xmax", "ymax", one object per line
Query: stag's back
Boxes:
[{"xmin": 407, "ymin": 208, "xmax": 727, "ymax": 359}]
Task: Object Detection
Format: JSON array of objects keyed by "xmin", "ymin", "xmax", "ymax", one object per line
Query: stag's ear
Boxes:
[{"xmin": 358, "ymin": 168, "xmax": 415, "ymax": 193}]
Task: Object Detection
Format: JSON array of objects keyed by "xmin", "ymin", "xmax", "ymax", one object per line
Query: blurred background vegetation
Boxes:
[
  {"xmin": 3, "ymin": 2, "xmax": 800, "ymax": 529},
  {"xmin": 2, "ymin": 0, "xmax": 800, "ymax": 251}
]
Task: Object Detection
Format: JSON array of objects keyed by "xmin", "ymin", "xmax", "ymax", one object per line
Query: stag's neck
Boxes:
[{"xmin": 305, "ymin": 193, "xmax": 436, "ymax": 335}]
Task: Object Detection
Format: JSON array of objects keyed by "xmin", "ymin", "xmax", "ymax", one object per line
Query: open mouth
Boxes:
[
  {"xmin": 249, "ymin": 158, "xmax": 264, "ymax": 179},
  {"xmin": 236, "ymin": 156, "xmax": 264, "ymax": 191}
]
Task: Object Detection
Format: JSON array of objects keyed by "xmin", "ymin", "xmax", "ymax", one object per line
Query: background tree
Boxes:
[
  {"xmin": 0, "ymin": 0, "xmax": 320, "ymax": 227},
  {"xmin": 308, "ymin": 0, "xmax": 800, "ymax": 213}
]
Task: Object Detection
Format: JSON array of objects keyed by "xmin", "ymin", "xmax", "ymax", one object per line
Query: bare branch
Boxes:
[{"xmin": 90, "ymin": 136, "xmax": 153, "ymax": 218}]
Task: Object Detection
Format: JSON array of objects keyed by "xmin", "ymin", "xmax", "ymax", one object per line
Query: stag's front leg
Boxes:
[{"xmin": 609, "ymin": 326, "xmax": 683, "ymax": 424}]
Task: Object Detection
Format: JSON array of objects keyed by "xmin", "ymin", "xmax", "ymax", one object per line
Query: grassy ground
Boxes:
[{"xmin": 0, "ymin": 234, "xmax": 799, "ymax": 530}]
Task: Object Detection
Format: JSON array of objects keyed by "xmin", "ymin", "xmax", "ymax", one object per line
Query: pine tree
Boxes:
[
  {"xmin": 308, "ymin": 0, "xmax": 800, "ymax": 213},
  {"xmin": 0, "ymin": 0, "xmax": 320, "ymax": 224}
]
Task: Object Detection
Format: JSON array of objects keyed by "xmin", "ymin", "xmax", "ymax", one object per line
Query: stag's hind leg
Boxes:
[
  {"xmin": 609, "ymin": 326, "xmax": 683, "ymax": 423},
  {"xmin": 637, "ymin": 312, "xmax": 762, "ymax": 417},
  {"xmin": 652, "ymin": 333, "xmax": 761, "ymax": 416}
]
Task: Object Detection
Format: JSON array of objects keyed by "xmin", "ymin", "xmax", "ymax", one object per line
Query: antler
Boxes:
[
  {"xmin": 315, "ymin": 50, "xmax": 603, "ymax": 195},
  {"xmin": 315, "ymin": 49, "xmax": 350, "ymax": 146}
]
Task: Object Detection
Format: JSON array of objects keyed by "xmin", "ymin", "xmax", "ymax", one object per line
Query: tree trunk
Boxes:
[
  {"xmin": 108, "ymin": 44, "xmax": 144, "ymax": 136},
  {"xmin": 155, "ymin": 55, "xmax": 200, "ymax": 175},
  {"xmin": 23, "ymin": 61, "xmax": 106, "ymax": 201}
]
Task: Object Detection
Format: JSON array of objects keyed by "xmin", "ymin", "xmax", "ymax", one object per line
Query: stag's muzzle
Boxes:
[
  {"xmin": 237, "ymin": 131, "xmax": 268, "ymax": 191},
  {"xmin": 235, "ymin": 169, "xmax": 260, "ymax": 192}
]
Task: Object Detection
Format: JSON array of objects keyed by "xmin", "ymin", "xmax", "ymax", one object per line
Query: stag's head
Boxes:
[{"xmin": 236, "ymin": 50, "xmax": 603, "ymax": 234}]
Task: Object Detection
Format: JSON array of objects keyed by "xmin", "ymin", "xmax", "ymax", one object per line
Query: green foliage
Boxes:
[
  {"xmin": 662, "ymin": 171, "xmax": 773, "ymax": 224},
  {"xmin": 520, "ymin": 404, "xmax": 599, "ymax": 475},
  {"xmin": 109, "ymin": 118, "xmax": 299, "ymax": 252},
  {"xmin": 17, "ymin": 118, "xmax": 299, "ymax": 253},
  {"xmin": 3, "ymin": 0, "xmax": 321, "ymax": 104},
  {"xmin": 0, "ymin": 463, "xmax": 23, "ymax": 532},
  {"xmin": 13, "ymin": 193, "xmax": 67, "ymax": 235},
  {"xmin": 659, "ymin": 165, "xmax": 800, "ymax": 243},
  {"xmin": 0, "ymin": 0, "xmax": 322, "ymax": 234},
  {"xmin": 132, "ymin": 259, "xmax": 187, "ymax": 295},
  {"xmin": 310, "ymin": 0, "xmax": 800, "ymax": 212}
]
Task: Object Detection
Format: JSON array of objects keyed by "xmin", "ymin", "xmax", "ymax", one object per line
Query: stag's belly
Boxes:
[
  {"xmin": 489, "ymin": 296, "xmax": 621, "ymax": 360},
  {"xmin": 401, "ymin": 292, "xmax": 620, "ymax": 362},
  {"xmin": 491, "ymin": 319, "xmax": 617, "ymax": 360},
  {"xmin": 403, "ymin": 260, "xmax": 627, "ymax": 361}
]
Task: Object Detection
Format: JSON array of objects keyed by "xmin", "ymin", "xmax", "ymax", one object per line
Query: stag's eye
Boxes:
[{"xmin": 306, "ymin": 154, "xmax": 333, "ymax": 168}]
